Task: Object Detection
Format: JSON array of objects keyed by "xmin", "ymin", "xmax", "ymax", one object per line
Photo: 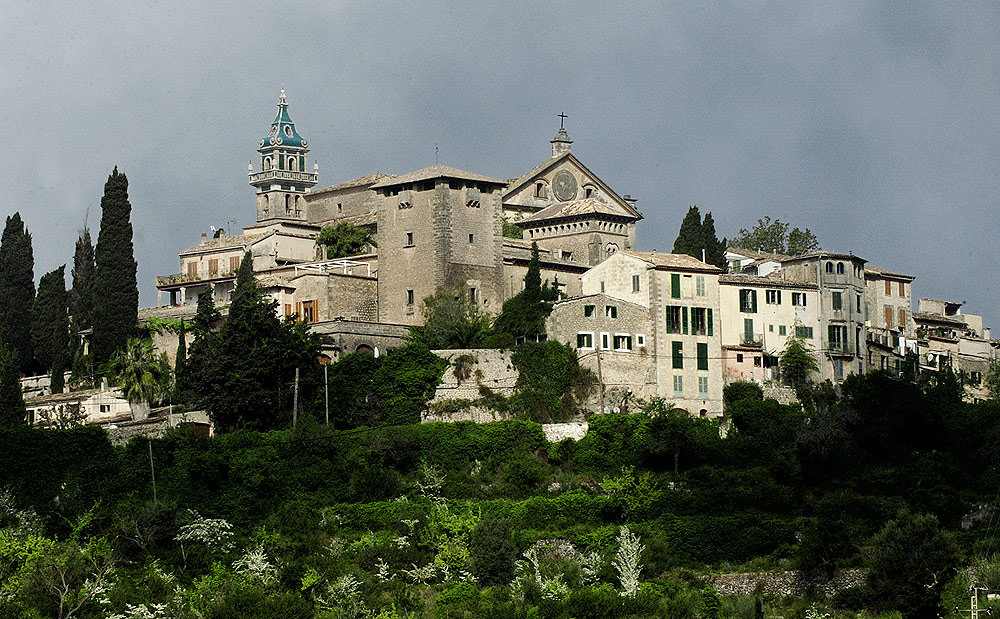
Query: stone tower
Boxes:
[{"xmin": 248, "ymin": 90, "xmax": 318, "ymax": 222}]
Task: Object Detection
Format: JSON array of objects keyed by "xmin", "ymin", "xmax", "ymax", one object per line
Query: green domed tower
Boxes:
[{"xmin": 248, "ymin": 89, "xmax": 318, "ymax": 222}]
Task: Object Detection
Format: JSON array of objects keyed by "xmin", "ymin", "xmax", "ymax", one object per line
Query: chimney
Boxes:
[{"xmin": 200, "ymin": 233, "xmax": 207, "ymax": 244}]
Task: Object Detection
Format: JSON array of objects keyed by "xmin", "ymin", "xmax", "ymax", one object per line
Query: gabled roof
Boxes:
[
  {"xmin": 516, "ymin": 197, "xmax": 639, "ymax": 225},
  {"xmin": 503, "ymin": 152, "xmax": 642, "ymax": 219},
  {"xmin": 371, "ymin": 164, "xmax": 503, "ymax": 188},
  {"xmin": 179, "ymin": 231, "xmax": 271, "ymax": 255},
  {"xmin": 781, "ymin": 250, "xmax": 867, "ymax": 264},
  {"xmin": 310, "ymin": 172, "xmax": 395, "ymax": 195},
  {"xmin": 621, "ymin": 250, "xmax": 723, "ymax": 273}
]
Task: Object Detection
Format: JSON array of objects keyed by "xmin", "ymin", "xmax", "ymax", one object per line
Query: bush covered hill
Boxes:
[{"xmin": 1, "ymin": 370, "xmax": 999, "ymax": 618}]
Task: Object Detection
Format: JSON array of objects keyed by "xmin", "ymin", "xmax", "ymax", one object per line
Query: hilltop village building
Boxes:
[{"xmin": 151, "ymin": 92, "xmax": 996, "ymax": 414}]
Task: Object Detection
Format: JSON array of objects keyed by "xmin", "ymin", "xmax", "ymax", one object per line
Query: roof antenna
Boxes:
[{"xmin": 435, "ymin": 143, "xmax": 439, "ymax": 165}]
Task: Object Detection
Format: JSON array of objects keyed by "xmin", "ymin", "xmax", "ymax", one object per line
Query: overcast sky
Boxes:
[{"xmin": 2, "ymin": 2, "xmax": 998, "ymax": 326}]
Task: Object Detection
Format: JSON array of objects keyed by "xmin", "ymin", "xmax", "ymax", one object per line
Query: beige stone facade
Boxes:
[{"xmin": 719, "ymin": 274, "xmax": 821, "ymax": 383}]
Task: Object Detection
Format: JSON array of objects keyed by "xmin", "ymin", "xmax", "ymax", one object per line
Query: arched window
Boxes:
[
  {"xmin": 262, "ymin": 195, "xmax": 269, "ymax": 215},
  {"xmin": 287, "ymin": 156, "xmax": 297, "ymax": 171},
  {"xmin": 285, "ymin": 195, "xmax": 291, "ymax": 213},
  {"xmin": 836, "ymin": 262, "xmax": 845, "ymax": 274},
  {"xmin": 264, "ymin": 157, "xmax": 272, "ymax": 171},
  {"xmin": 825, "ymin": 262, "xmax": 834, "ymax": 273}
]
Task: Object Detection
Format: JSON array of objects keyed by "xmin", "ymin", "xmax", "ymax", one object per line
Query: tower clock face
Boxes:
[{"xmin": 552, "ymin": 170, "xmax": 578, "ymax": 201}]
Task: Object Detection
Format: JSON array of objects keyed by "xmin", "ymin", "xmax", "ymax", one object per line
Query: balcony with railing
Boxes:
[
  {"xmin": 827, "ymin": 341, "xmax": 854, "ymax": 356},
  {"xmin": 249, "ymin": 169, "xmax": 318, "ymax": 185},
  {"xmin": 740, "ymin": 332, "xmax": 764, "ymax": 347},
  {"xmin": 155, "ymin": 270, "xmax": 238, "ymax": 288}
]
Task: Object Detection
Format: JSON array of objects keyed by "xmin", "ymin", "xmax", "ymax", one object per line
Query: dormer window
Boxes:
[
  {"xmin": 535, "ymin": 182, "xmax": 547, "ymax": 198},
  {"xmin": 283, "ymin": 125, "xmax": 293, "ymax": 137}
]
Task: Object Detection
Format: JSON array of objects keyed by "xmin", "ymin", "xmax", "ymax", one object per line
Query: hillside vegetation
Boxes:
[{"xmin": 1, "ymin": 370, "xmax": 999, "ymax": 618}]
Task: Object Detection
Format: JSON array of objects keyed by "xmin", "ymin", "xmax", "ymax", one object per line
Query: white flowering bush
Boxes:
[
  {"xmin": 612, "ymin": 525, "xmax": 644, "ymax": 597},
  {"xmin": 174, "ymin": 511, "xmax": 235, "ymax": 553},
  {"xmin": 232, "ymin": 545, "xmax": 277, "ymax": 585}
]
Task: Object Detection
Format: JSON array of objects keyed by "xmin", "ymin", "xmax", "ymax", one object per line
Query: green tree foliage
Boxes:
[
  {"xmin": 31, "ymin": 266, "xmax": 68, "ymax": 374},
  {"xmin": 779, "ymin": 336, "xmax": 819, "ymax": 390},
  {"xmin": 314, "ymin": 222, "xmax": 376, "ymax": 259},
  {"xmin": 104, "ymin": 337, "xmax": 172, "ymax": 420},
  {"xmin": 722, "ymin": 381, "xmax": 763, "ymax": 409},
  {"xmin": 732, "ymin": 216, "xmax": 819, "ymax": 256},
  {"xmin": 984, "ymin": 357, "xmax": 1000, "ymax": 400},
  {"xmin": 415, "ymin": 287, "xmax": 491, "ymax": 349},
  {"xmin": 326, "ymin": 343, "xmax": 447, "ymax": 428},
  {"xmin": 175, "ymin": 320, "xmax": 186, "ymax": 377},
  {"xmin": 502, "ymin": 216, "xmax": 524, "ymax": 239},
  {"xmin": 190, "ymin": 253, "xmax": 321, "ymax": 432},
  {"xmin": 0, "ymin": 213, "xmax": 35, "ymax": 374},
  {"xmin": 863, "ymin": 510, "xmax": 960, "ymax": 618},
  {"xmin": 69, "ymin": 227, "xmax": 95, "ymax": 334},
  {"xmin": 192, "ymin": 286, "xmax": 221, "ymax": 336},
  {"xmin": 492, "ymin": 243, "xmax": 559, "ymax": 346},
  {"xmin": 92, "ymin": 167, "xmax": 138, "ymax": 365},
  {"xmin": 468, "ymin": 518, "xmax": 517, "ymax": 586},
  {"xmin": 672, "ymin": 206, "xmax": 727, "ymax": 269},
  {"xmin": 507, "ymin": 341, "xmax": 595, "ymax": 423},
  {"xmin": 0, "ymin": 340, "xmax": 25, "ymax": 425}
]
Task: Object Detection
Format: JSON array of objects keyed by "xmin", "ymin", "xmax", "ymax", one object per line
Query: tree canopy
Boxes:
[
  {"xmin": 731, "ymin": 216, "xmax": 819, "ymax": 256},
  {"xmin": 104, "ymin": 337, "xmax": 171, "ymax": 420},
  {"xmin": 0, "ymin": 213, "xmax": 35, "ymax": 374},
  {"xmin": 92, "ymin": 167, "xmax": 138, "ymax": 365},
  {"xmin": 671, "ymin": 205, "xmax": 727, "ymax": 269},
  {"xmin": 0, "ymin": 339, "xmax": 25, "ymax": 425},
  {"xmin": 314, "ymin": 222, "xmax": 376, "ymax": 259},
  {"xmin": 416, "ymin": 287, "xmax": 492, "ymax": 350},
  {"xmin": 491, "ymin": 242, "xmax": 559, "ymax": 347}
]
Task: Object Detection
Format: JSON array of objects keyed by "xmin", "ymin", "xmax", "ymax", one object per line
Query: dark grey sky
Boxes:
[{"xmin": 3, "ymin": 2, "xmax": 998, "ymax": 326}]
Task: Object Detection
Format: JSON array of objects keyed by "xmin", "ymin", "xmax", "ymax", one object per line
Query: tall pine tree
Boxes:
[
  {"xmin": 0, "ymin": 213, "xmax": 35, "ymax": 374},
  {"xmin": 31, "ymin": 266, "xmax": 69, "ymax": 376},
  {"xmin": 92, "ymin": 168, "xmax": 138, "ymax": 365},
  {"xmin": 701, "ymin": 212, "xmax": 728, "ymax": 270},
  {"xmin": 69, "ymin": 227, "xmax": 95, "ymax": 334}
]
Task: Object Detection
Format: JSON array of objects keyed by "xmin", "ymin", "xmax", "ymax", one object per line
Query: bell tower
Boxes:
[{"xmin": 248, "ymin": 90, "xmax": 318, "ymax": 222}]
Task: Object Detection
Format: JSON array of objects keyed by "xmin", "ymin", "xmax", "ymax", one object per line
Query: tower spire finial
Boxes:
[{"xmin": 551, "ymin": 113, "xmax": 573, "ymax": 157}]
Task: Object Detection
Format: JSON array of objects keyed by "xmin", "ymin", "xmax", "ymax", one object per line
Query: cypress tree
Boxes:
[
  {"xmin": 0, "ymin": 340, "xmax": 25, "ymax": 425},
  {"xmin": 31, "ymin": 266, "xmax": 69, "ymax": 376},
  {"xmin": 0, "ymin": 213, "xmax": 35, "ymax": 374},
  {"xmin": 671, "ymin": 206, "xmax": 706, "ymax": 259},
  {"xmin": 92, "ymin": 167, "xmax": 138, "ymax": 365},
  {"xmin": 69, "ymin": 227, "xmax": 95, "ymax": 333},
  {"xmin": 523, "ymin": 242, "xmax": 542, "ymax": 302},
  {"xmin": 175, "ymin": 320, "xmax": 187, "ymax": 375},
  {"xmin": 701, "ymin": 212, "xmax": 728, "ymax": 269}
]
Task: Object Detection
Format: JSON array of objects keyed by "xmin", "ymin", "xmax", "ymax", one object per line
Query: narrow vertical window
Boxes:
[{"xmin": 671, "ymin": 273, "xmax": 681, "ymax": 299}]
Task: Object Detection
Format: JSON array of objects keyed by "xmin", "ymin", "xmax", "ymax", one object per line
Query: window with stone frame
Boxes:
[
  {"xmin": 791, "ymin": 292, "xmax": 807, "ymax": 307},
  {"xmin": 831, "ymin": 291, "xmax": 843, "ymax": 310},
  {"xmin": 208, "ymin": 259, "xmax": 219, "ymax": 276},
  {"xmin": 613, "ymin": 334, "xmax": 632, "ymax": 351},
  {"xmin": 576, "ymin": 332, "xmax": 594, "ymax": 349},
  {"xmin": 229, "ymin": 255, "xmax": 241, "ymax": 272},
  {"xmin": 765, "ymin": 289, "xmax": 781, "ymax": 304},
  {"xmin": 739, "ymin": 289, "xmax": 757, "ymax": 313},
  {"xmin": 186, "ymin": 261, "xmax": 197, "ymax": 277}
]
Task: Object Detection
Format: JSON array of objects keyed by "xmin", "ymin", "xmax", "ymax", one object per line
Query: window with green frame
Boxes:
[
  {"xmin": 672, "ymin": 341, "xmax": 683, "ymax": 369},
  {"xmin": 671, "ymin": 273, "xmax": 681, "ymax": 298},
  {"xmin": 697, "ymin": 343, "xmax": 708, "ymax": 370}
]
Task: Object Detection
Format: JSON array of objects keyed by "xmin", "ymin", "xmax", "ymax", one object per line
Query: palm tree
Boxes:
[{"xmin": 104, "ymin": 337, "xmax": 171, "ymax": 420}]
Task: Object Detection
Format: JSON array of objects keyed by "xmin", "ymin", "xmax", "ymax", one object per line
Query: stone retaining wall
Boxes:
[{"xmin": 705, "ymin": 569, "xmax": 866, "ymax": 597}]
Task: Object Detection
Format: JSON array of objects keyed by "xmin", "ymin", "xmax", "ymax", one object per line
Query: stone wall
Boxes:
[
  {"xmin": 762, "ymin": 385, "xmax": 799, "ymax": 405},
  {"xmin": 705, "ymin": 569, "xmax": 866, "ymax": 597},
  {"xmin": 542, "ymin": 422, "xmax": 587, "ymax": 442},
  {"xmin": 429, "ymin": 349, "xmax": 517, "ymax": 402}
]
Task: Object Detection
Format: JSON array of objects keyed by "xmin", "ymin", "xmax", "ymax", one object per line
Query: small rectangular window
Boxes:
[
  {"xmin": 697, "ymin": 343, "xmax": 708, "ymax": 371},
  {"xmin": 605, "ymin": 306, "xmax": 617, "ymax": 318},
  {"xmin": 698, "ymin": 376, "xmax": 709, "ymax": 398},
  {"xmin": 779, "ymin": 325, "xmax": 787, "ymax": 336},
  {"xmin": 406, "ymin": 289, "xmax": 414, "ymax": 305},
  {"xmin": 576, "ymin": 332, "xmax": 594, "ymax": 349},
  {"xmin": 792, "ymin": 292, "xmax": 807, "ymax": 307},
  {"xmin": 600, "ymin": 281, "xmax": 606, "ymax": 293},
  {"xmin": 672, "ymin": 341, "xmax": 683, "ymax": 369},
  {"xmin": 405, "ymin": 231, "xmax": 414, "ymax": 247},
  {"xmin": 857, "ymin": 294, "xmax": 862, "ymax": 312},
  {"xmin": 692, "ymin": 307, "xmax": 708, "ymax": 335},
  {"xmin": 740, "ymin": 289, "xmax": 757, "ymax": 313},
  {"xmin": 632, "ymin": 274, "xmax": 640, "ymax": 293},
  {"xmin": 898, "ymin": 308, "xmax": 906, "ymax": 329},
  {"xmin": 665, "ymin": 306, "xmax": 681, "ymax": 334},
  {"xmin": 696, "ymin": 276, "xmax": 706, "ymax": 297},
  {"xmin": 765, "ymin": 289, "xmax": 781, "ymax": 304},
  {"xmin": 613, "ymin": 334, "xmax": 632, "ymax": 351},
  {"xmin": 469, "ymin": 287, "xmax": 477, "ymax": 303},
  {"xmin": 795, "ymin": 326, "xmax": 813, "ymax": 339},
  {"xmin": 885, "ymin": 280, "xmax": 892, "ymax": 296},
  {"xmin": 673, "ymin": 375, "xmax": 684, "ymax": 398},
  {"xmin": 636, "ymin": 334, "xmax": 645, "ymax": 347},
  {"xmin": 186, "ymin": 262, "xmax": 197, "ymax": 277},
  {"xmin": 584, "ymin": 304, "xmax": 595, "ymax": 317},
  {"xmin": 884, "ymin": 306, "xmax": 894, "ymax": 329},
  {"xmin": 600, "ymin": 332, "xmax": 610, "ymax": 350},
  {"xmin": 831, "ymin": 291, "xmax": 843, "ymax": 310},
  {"xmin": 208, "ymin": 259, "xmax": 219, "ymax": 276},
  {"xmin": 229, "ymin": 255, "xmax": 241, "ymax": 272},
  {"xmin": 468, "ymin": 233, "xmax": 474, "ymax": 244},
  {"xmin": 736, "ymin": 353, "xmax": 744, "ymax": 362},
  {"xmin": 898, "ymin": 281, "xmax": 905, "ymax": 296},
  {"xmin": 671, "ymin": 273, "xmax": 681, "ymax": 299}
]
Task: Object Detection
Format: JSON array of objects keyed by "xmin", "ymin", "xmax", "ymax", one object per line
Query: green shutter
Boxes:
[
  {"xmin": 707, "ymin": 308, "xmax": 713, "ymax": 336},
  {"xmin": 672, "ymin": 341, "xmax": 683, "ymax": 369},
  {"xmin": 671, "ymin": 273, "xmax": 681, "ymax": 298},
  {"xmin": 682, "ymin": 307, "xmax": 688, "ymax": 334},
  {"xmin": 697, "ymin": 343, "xmax": 708, "ymax": 370},
  {"xmin": 665, "ymin": 306, "xmax": 673, "ymax": 333},
  {"xmin": 751, "ymin": 290, "xmax": 758, "ymax": 313}
]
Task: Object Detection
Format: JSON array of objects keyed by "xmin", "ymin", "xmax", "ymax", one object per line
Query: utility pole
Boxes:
[
  {"xmin": 148, "ymin": 439, "xmax": 158, "ymax": 505},
  {"xmin": 324, "ymin": 363, "xmax": 329, "ymax": 425},
  {"xmin": 953, "ymin": 585, "xmax": 991, "ymax": 618},
  {"xmin": 596, "ymin": 344, "xmax": 605, "ymax": 414},
  {"xmin": 293, "ymin": 367, "xmax": 299, "ymax": 428}
]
